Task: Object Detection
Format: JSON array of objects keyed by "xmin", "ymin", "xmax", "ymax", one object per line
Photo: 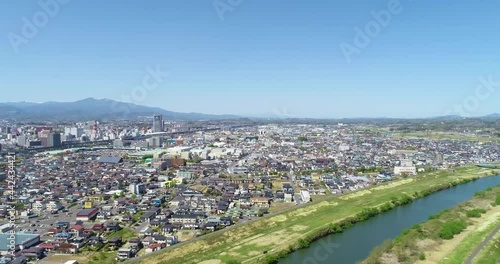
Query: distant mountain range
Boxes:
[
  {"xmin": 0, "ymin": 98, "xmax": 498, "ymax": 121},
  {"xmin": 0, "ymin": 98, "xmax": 240, "ymax": 121},
  {"xmin": 483, "ymin": 113, "xmax": 500, "ymax": 118}
]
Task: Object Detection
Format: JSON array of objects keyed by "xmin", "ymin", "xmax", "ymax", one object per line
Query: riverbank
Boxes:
[
  {"xmin": 131, "ymin": 166, "xmax": 500, "ymax": 264},
  {"xmin": 362, "ymin": 184, "xmax": 500, "ymax": 264},
  {"xmin": 471, "ymin": 226, "xmax": 500, "ymax": 263}
]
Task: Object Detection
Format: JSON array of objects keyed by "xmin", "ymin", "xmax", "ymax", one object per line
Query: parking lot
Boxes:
[{"xmin": 15, "ymin": 205, "xmax": 84, "ymax": 237}]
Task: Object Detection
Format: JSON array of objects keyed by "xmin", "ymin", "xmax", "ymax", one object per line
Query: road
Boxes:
[{"xmin": 465, "ymin": 225, "xmax": 500, "ymax": 264}]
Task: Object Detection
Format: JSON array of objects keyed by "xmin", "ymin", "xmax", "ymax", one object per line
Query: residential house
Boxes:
[
  {"xmin": 145, "ymin": 243, "xmax": 164, "ymax": 254},
  {"xmin": 128, "ymin": 238, "xmax": 143, "ymax": 251},
  {"xmin": 250, "ymin": 197, "xmax": 270, "ymax": 208},
  {"xmin": 108, "ymin": 237, "xmax": 123, "ymax": 249},
  {"xmin": 69, "ymin": 225, "xmax": 84, "ymax": 238},
  {"xmin": 106, "ymin": 222, "xmax": 121, "ymax": 233},
  {"xmin": 117, "ymin": 248, "xmax": 133, "ymax": 259}
]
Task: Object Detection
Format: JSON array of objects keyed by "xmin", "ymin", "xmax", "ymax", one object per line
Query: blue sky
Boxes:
[{"xmin": 1, "ymin": 0, "xmax": 499, "ymax": 118}]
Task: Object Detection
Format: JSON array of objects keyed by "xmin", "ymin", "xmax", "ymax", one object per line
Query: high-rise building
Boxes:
[
  {"xmin": 65, "ymin": 127, "xmax": 84, "ymax": 137},
  {"xmin": 38, "ymin": 130, "xmax": 50, "ymax": 147},
  {"xmin": 39, "ymin": 130, "xmax": 61, "ymax": 147},
  {"xmin": 49, "ymin": 132, "xmax": 61, "ymax": 147},
  {"xmin": 17, "ymin": 135, "xmax": 27, "ymax": 147},
  {"xmin": 147, "ymin": 137, "xmax": 164, "ymax": 148},
  {"xmin": 153, "ymin": 114, "xmax": 164, "ymax": 133}
]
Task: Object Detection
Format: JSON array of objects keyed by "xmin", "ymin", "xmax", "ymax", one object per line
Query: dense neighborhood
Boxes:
[{"xmin": 0, "ymin": 119, "xmax": 499, "ymax": 263}]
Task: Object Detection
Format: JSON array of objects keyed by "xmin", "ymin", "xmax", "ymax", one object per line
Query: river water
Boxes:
[{"xmin": 280, "ymin": 174, "xmax": 500, "ymax": 264}]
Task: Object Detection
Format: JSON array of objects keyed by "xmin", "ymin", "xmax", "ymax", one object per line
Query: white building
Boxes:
[
  {"xmin": 339, "ymin": 144, "xmax": 350, "ymax": 151},
  {"xmin": 47, "ymin": 201, "xmax": 64, "ymax": 211},
  {"xmin": 394, "ymin": 166, "xmax": 417, "ymax": 176},
  {"xmin": 32, "ymin": 201, "xmax": 46, "ymax": 212},
  {"xmin": 300, "ymin": 190, "xmax": 311, "ymax": 203},
  {"xmin": 228, "ymin": 166, "xmax": 249, "ymax": 175},
  {"xmin": 129, "ymin": 183, "xmax": 146, "ymax": 195}
]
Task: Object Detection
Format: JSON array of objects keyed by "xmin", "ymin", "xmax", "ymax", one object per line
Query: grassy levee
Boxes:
[
  {"xmin": 472, "ymin": 230, "xmax": 500, "ymax": 264},
  {"xmin": 440, "ymin": 219, "xmax": 500, "ymax": 264},
  {"xmin": 362, "ymin": 182, "xmax": 500, "ymax": 264},
  {"xmin": 129, "ymin": 166, "xmax": 499, "ymax": 264}
]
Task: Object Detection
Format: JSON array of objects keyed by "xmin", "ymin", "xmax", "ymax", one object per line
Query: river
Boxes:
[{"xmin": 280, "ymin": 174, "xmax": 500, "ymax": 264}]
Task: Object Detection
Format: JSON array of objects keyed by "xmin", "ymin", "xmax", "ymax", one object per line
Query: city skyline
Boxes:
[{"xmin": 1, "ymin": 0, "xmax": 500, "ymax": 118}]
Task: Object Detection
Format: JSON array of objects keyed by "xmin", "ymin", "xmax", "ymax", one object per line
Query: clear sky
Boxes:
[{"xmin": 1, "ymin": 0, "xmax": 499, "ymax": 118}]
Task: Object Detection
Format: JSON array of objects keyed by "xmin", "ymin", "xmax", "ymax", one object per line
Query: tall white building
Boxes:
[
  {"xmin": 129, "ymin": 183, "xmax": 146, "ymax": 195},
  {"xmin": 65, "ymin": 127, "xmax": 84, "ymax": 137}
]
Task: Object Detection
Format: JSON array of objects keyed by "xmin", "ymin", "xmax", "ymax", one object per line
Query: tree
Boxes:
[
  {"xmin": 113, "ymin": 193, "xmax": 119, "ymax": 200},
  {"xmin": 297, "ymin": 136, "xmax": 308, "ymax": 142},
  {"xmin": 131, "ymin": 194, "xmax": 137, "ymax": 199},
  {"xmin": 15, "ymin": 202, "xmax": 25, "ymax": 210},
  {"xmin": 120, "ymin": 191, "xmax": 125, "ymax": 198}
]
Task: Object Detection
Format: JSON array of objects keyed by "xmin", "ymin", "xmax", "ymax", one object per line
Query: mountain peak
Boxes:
[
  {"xmin": 0, "ymin": 98, "xmax": 239, "ymax": 121},
  {"xmin": 77, "ymin": 97, "xmax": 107, "ymax": 102}
]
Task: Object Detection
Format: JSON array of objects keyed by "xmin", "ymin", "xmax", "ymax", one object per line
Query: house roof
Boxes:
[
  {"xmin": 148, "ymin": 243, "xmax": 163, "ymax": 249},
  {"xmin": 71, "ymin": 225, "xmax": 84, "ymax": 231},
  {"xmin": 77, "ymin": 208, "xmax": 99, "ymax": 217}
]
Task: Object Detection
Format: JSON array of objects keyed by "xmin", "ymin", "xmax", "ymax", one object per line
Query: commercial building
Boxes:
[
  {"xmin": 65, "ymin": 127, "xmax": 84, "ymax": 138},
  {"xmin": 98, "ymin": 156, "xmax": 123, "ymax": 164},
  {"xmin": 76, "ymin": 208, "xmax": 99, "ymax": 221},
  {"xmin": 38, "ymin": 130, "xmax": 61, "ymax": 147},
  {"xmin": 147, "ymin": 137, "xmax": 164, "ymax": 148},
  {"xmin": 394, "ymin": 166, "xmax": 417, "ymax": 176},
  {"xmin": 17, "ymin": 135, "xmax": 27, "ymax": 147},
  {"xmin": 0, "ymin": 233, "xmax": 40, "ymax": 255},
  {"xmin": 153, "ymin": 114, "xmax": 164, "ymax": 133},
  {"xmin": 49, "ymin": 133, "xmax": 61, "ymax": 147}
]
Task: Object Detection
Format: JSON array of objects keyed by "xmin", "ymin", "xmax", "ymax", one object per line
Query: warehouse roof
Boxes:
[{"xmin": 98, "ymin": 156, "xmax": 123, "ymax": 164}]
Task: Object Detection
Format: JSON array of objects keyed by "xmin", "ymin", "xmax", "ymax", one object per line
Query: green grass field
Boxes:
[
  {"xmin": 473, "ymin": 231, "xmax": 500, "ymax": 264},
  {"xmin": 394, "ymin": 132, "xmax": 500, "ymax": 143},
  {"xmin": 108, "ymin": 228, "xmax": 138, "ymax": 241},
  {"xmin": 440, "ymin": 219, "xmax": 500, "ymax": 264},
  {"xmin": 129, "ymin": 166, "xmax": 499, "ymax": 264}
]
